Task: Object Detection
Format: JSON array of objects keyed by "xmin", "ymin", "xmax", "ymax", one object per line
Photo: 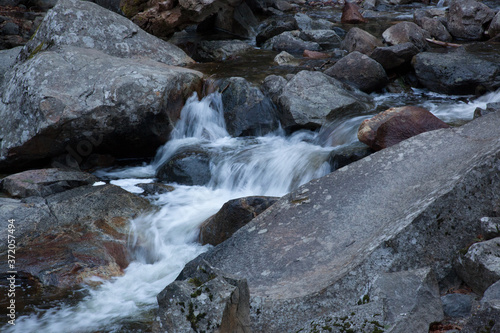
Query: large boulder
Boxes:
[
  {"xmin": 156, "ymin": 146, "xmax": 212, "ymax": 185},
  {"xmin": 447, "ymin": 0, "xmax": 495, "ymax": 40},
  {"xmin": 358, "ymin": 106, "xmax": 450, "ymax": 151},
  {"xmin": 262, "ymin": 31, "xmax": 321, "ymax": 54},
  {"xmin": 130, "ymin": 0, "xmax": 258, "ymax": 38},
  {"xmin": 294, "ymin": 12, "xmax": 334, "ymax": 31},
  {"xmin": 369, "ymin": 42, "xmax": 420, "ymax": 71},
  {"xmin": 19, "ymin": 0, "xmax": 193, "ymax": 66},
  {"xmin": 488, "ymin": 11, "xmax": 500, "ymax": 39},
  {"xmin": 166, "ymin": 109, "xmax": 500, "ymax": 332},
  {"xmin": 298, "ymin": 29, "xmax": 342, "ymax": 50},
  {"xmin": 256, "ymin": 16, "xmax": 298, "ymax": 46},
  {"xmin": 382, "ymin": 21, "xmax": 429, "ymax": 51},
  {"xmin": 341, "ymin": 27, "xmax": 383, "ymax": 55},
  {"xmin": 0, "ymin": 46, "xmax": 202, "ymax": 172},
  {"xmin": 413, "ymin": 48, "xmax": 500, "ymax": 95},
  {"xmin": 0, "ymin": 176, "xmax": 151, "ymax": 292},
  {"xmin": 324, "ymin": 51, "xmax": 388, "ymax": 93},
  {"xmin": 199, "ymin": 196, "xmax": 279, "ymax": 246},
  {"xmin": 217, "ymin": 77, "xmax": 280, "ymax": 137},
  {"xmin": 263, "ymin": 71, "xmax": 374, "ymax": 130},
  {"xmin": 417, "ymin": 17, "xmax": 452, "ymax": 42}
]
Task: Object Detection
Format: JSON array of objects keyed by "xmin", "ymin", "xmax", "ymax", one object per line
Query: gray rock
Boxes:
[
  {"xmin": 156, "ymin": 146, "xmax": 212, "ymax": 186},
  {"xmin": 136, "ymin": 183, "xmax": 175, "ymax": 196},
  {"xmin": 456, "ymin": 237, "xmax": 500, "ymax": 294},
  {"xmin": 294, "ymin": 12, "xmax": 334, "ymax": 31},
  {"xmin": 324, "ymin": 51, "xmax": 388, "ymax": 93},
  {"xmin": 273, "ymin": 50, "xmax": 300, "ymax": 66},
  {"xmin": 474, "ymin": 102, "xmax": 500, "ymax": 119},
  {"xmin": 481, "ymin": 280, "xmax": 500, "ymax": 308},
  {"xmin": 0, "ymin": 46, "xmax": 202, "ymax": 172},
  {"xmin": 460, "ymin": 306, "xmax": 500, "ymax": 333},
  {"xmin": 1, "ymin": 21, "xmax": 19, "ymax": 35},
  {"xmin": 0, "ymin": 46, "xmax": 21, "ymax": 84},
  {"xmin": 155, "ymin": 261, "xmax": 251, "ymax": 333},
  {"xmin": 441, "ymin": 293, "xmax": 473, "ymax": 318},
  {"xmin": 173, "ymin": 110, "xmax": 500, "ymax": 332},
  {"xmin": 418, "ymin": 16, "xmax": 452, "ymax": 42},
  {"xmin": 256, "ymin": 16, "xmax": 298, "ymax": 46},
  {"xmin": 193, "ymin": 40, "xmax": 252, "ymax": 62},
  {"xmin": 327, "ymin": 144, "xmax": 373, "ymax": 172},
  {"xmin": 299, "ymin": 29, "xmax": 342, "ymax": 49},
  {"xmin": 341, "ymin": 27, "xmax": 383, "ymax": 55},
  {"xmin": 19, "ymin": 0, "xmax": 193, "ymax": 66},
  {"xmin": 217, "ymin": 77, "xmax": 280, "ymax": 137},
  {"xmin": 447, "ymin": 0, "xmax": 495, "ymax": 41},
  {"xmin": 370, "ymin": 42, "xmax": 420, "ymax": 71},
  {"xmin": 199, "ymin": 196, "xmax": 279, "ymax": 246},
  {"xmin": 0, "ymin": 183, "xmax": 151, "ymax": 289},
  {"xmin": 480, "ymin": 217, "xmax": 500, "ymax": 240},
  {"xmin": 269, "ymin": 70, "xmax": 374, "ymax": 130},
  {"xmin": 262, "ymin": 31, "xmax": 321, "ymax": 54},
  {"xmin": 261, "ymin": 74, "xmax": 287, "ymax": 99},
  {"xmin": 413, "ymin": 49, "xmax": 500, "ymax": 95},
  {"xmin": 382, "ymin": 21, "xmax": 429, "ymax": 51},
  {"xmin": 489, "ymin": 12, "xmax": 500, "ymax": 39},
  {"xmin": 1, "ymin": 168, "xmax": 98, "ymax": 198}
]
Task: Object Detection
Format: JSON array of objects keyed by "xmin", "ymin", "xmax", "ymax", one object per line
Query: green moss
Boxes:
[
  {"xmin": 188, "ymin": 277, "xmax": 203, "ymax": 287},
  {"xmin": 357, "ymin": 294, "xmax": 370, "ymax": 305},
  {"xmin": 28, "ymin": 42, "xmax": 45, "ymax": 60},
  {"xmin": 185, "ymin": 302, "xmax": 207, "ymax": 331}
]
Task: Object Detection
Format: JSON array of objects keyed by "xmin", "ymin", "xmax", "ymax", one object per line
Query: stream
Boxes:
[{"xmin": 4, "ymin": 2, "xmax": 500, "ymax": 332}]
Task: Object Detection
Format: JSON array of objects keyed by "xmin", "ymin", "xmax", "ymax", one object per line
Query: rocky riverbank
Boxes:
[{"xmin": 1, "ymin": 0, "xmax": 500, "ymax": 332}]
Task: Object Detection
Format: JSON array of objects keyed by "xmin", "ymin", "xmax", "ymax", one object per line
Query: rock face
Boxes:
[
  {"xmin": 382, "ymin": 21, "xmax": 429, "ymax": 51},
  {"xmin": 264, "ymin": 71, "xmax": 374, "ymax": 130},
  {"xmin": 0, "ymin": 172, "xmax": 151, "ymax": 290},
  {"xmin": 413, "ymin": 49, "xmax": 500, "ymax": 95},
  {"xmin": 456, "ymin": 237, "xmax": 500, "ymax": 294},
  {"xmin": 20, "ymin": 0, "xmax": 193, "ymax": 66},
  {"xmin": 217, "ymin": 77, "xmax": 280, "ymax": 137},
  {"xmin": 199, "ymin": 196, "xmax": 279, "ymax": 246},
  {"xmin": 341, "ymin": 27, "xmax": 383, "ymax": 55},
  {"xmin": 130, "ymin": 0, "xmax": 258, "ymax": 38},
  {"xmin": 324, "ymin": 51, "xmax": 388, "ymax": 93},
  {"xmin": 165, "ymin": 110, "xmax": 500, "ymax": 332},
  {"xmin": 358, "ymin": 106, "xmax": 450, "ymax": 151},
  {"xmin": 447, "ymin": 0, "xmax": 495, "ymax": 40},
  {"xmin": 0, "ymin": 46, "xmax": 203, "ymax": 172}
]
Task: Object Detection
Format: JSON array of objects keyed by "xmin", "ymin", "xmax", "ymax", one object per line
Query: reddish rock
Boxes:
[
  {"xmin": 303, "ymin": 49, "xmax": 329, "ymax": 59},
  {"xmin": 358, "ymin": 106, "xmax": 450, "ymax": 150},
  {"xmin": 341, "ymin": 2, "xmax": 367, "ymax": 24}
]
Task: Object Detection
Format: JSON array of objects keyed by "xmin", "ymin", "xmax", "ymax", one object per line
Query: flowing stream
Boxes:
[{"xmin": 5, "ymin": 87, "xmax": 500, "ymax": 332}]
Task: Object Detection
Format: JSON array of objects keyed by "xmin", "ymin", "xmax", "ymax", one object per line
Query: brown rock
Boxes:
[
  {"xmin": 341, "ymin": 27, "xmax": 383, "ymax": 55},
  {"xmin": 382, "ymin": 21, "xmax": 430, "ymax": 51},
  {"xmin": 199, "ymin": 196, "xmax": 278, "ymax": 246},
  {"xmin": 303, "ymin": 49, "xmax": 329, "ymax": 59},
  {"xmin": 358, "ymin": 106, "xmax": 450, "ymax": 150},
  {"xmin": 341, "ymin": 2, "xmax": 367, "ymax": 24}
]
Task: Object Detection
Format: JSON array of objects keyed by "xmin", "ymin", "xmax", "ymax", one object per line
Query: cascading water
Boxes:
[{"xmin": 4, "ymin": 92, "xmax": 339, "ymax": 333}]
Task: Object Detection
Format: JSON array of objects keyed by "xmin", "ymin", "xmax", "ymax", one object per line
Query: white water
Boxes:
[{"xmin": 6, "ymin": 88, "xmax": 498, "ymax": 332}]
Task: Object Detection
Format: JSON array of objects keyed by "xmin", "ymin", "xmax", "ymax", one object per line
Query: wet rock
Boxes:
[
  {"xmin": 294, "ymin": 12, "xmax": 334, "ymax": 30},
  {"xmin": 174, "ymin": 109, "xmax": 500, "ymax": 331},
  {"xmin": 370, "ymin": 42, "xmax": 420, "ymax": 71},
  {"xmin": 480, "ymin": 217, "xmax": 500, "ymax": 240},
  {"xmin": 417, "ymin": 16, "xmax": 452, "ymax": 42},
  {"xmin": 131, "ymin": 0, "xmax": 258, "ymax": 38},
  {"xmin": 19, "ymin": 0, "xmax": 193, "ymax": 66},
  {"xmin": 327, "ymin": 144, "xmax": 373, "ymax": 171},
  {"xmin": 261, "ymin": 74, "xmax": 287, "ymax": 98},
  {"xmin": 199, "ymin": 196, "xmax": 279, "ymax": 246},
  {"xmin": 156, "ymin": 147, "xmax": 212, "ymax": 185},
  {"xmin": 0, "ymin": 183, "xmax": 151, "ymax": 290},
  {"xmin": 216, "ymin": 77, "xmax": 280, "ymax": 137},
  {"xmin": 413, "ymin": 50, "xmax": 500, "ymax": 95},
  {"xmin": 341, "ymin": 27, "xmax": 383, "ymax": 55},
  {"xmin": 193, "ymin": 40, "xmax": 252, "ymax": 62},
  {"xmin": 382, "ymin": 21, "xmax": 430, "ymax": 51},
  {"xmin": 456, "ymin": 237, "xmax": 500, "ymax": 294},
  {"xmin": 489, "ymin": 12, "xmax": 500, "ymax": 39},
  {"xmin": 447, "ymin": 0, "xmax": 495, "ymax": 40},
  {"xmin": 324, "ymin": 51, "xmax": 388, "ymax": 93},
  {"xmin": 441, "ymin": 293, "xmax": 473, "ymax": 318},
  {"xmin": 0, "ymin": 46, "xmax": 202, "ymax": 172},
  {"xmin": 481, "ymin": 280, "xmax": 500, "ymax": 308},
  {"xmin": 155, "ymin": 261, "xmax": 251, "ymax": 333},
  {"xmin": 303, "ymin": 49, "xmax": 329, "ymax": 59},
  {"xmin": 136, "ymin": 183, "xmax": 175, "ymax": 196},
  {"xmin": 268, "ymin": 70, "xmax": 374, "ymax": 130},
  {"xmin": 474, "ymin": 102, "xmax": 500, "ymax": 119},
  {"xmin": 298, "ymin": 29, "xmax": 342, "ymax": 50},
  {"xmin": 358, "ymin": 106, "xmax": 449, "ymax": 151},
  {"xmin": 1, "ymin": 168, "xmax": 98, "ymax": 198},
  {"xmin": 274, "ymin": 50, "xmax": 300, "ymax": 66},
  {"xmin": 256, "ymin": 16, "xmax": 298, "ymax": 46},
  {"xmin": 341, "ymin": 2, "xmax": 366, "ymax": 24},
  {"xmin": 262, "ymin": 31, "xmax": 321, "ymax": 54}
]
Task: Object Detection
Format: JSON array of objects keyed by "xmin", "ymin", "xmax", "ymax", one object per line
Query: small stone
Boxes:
[{"xmin": 441, "ymin": 294, "xmax": 473, "ymax": 318}]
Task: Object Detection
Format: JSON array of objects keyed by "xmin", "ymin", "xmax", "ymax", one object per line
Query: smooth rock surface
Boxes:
[
  {"xmin": 341, "ymin": 27, "xmax": 383, "ymax": 55},
  {"xmin": 382, "ymin": 21, "xmax": 429, "ymax": 51},
  {"xmin": 156, "ymin": 146, "xmax": 212, "ymax": 185},
  {"xmin": 441, "ymin": 293, "xmax": 473, "ymax": 318},
  {"xmin": 172, "ymin": 109, "xmax": 500, "ymax": 332}
]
